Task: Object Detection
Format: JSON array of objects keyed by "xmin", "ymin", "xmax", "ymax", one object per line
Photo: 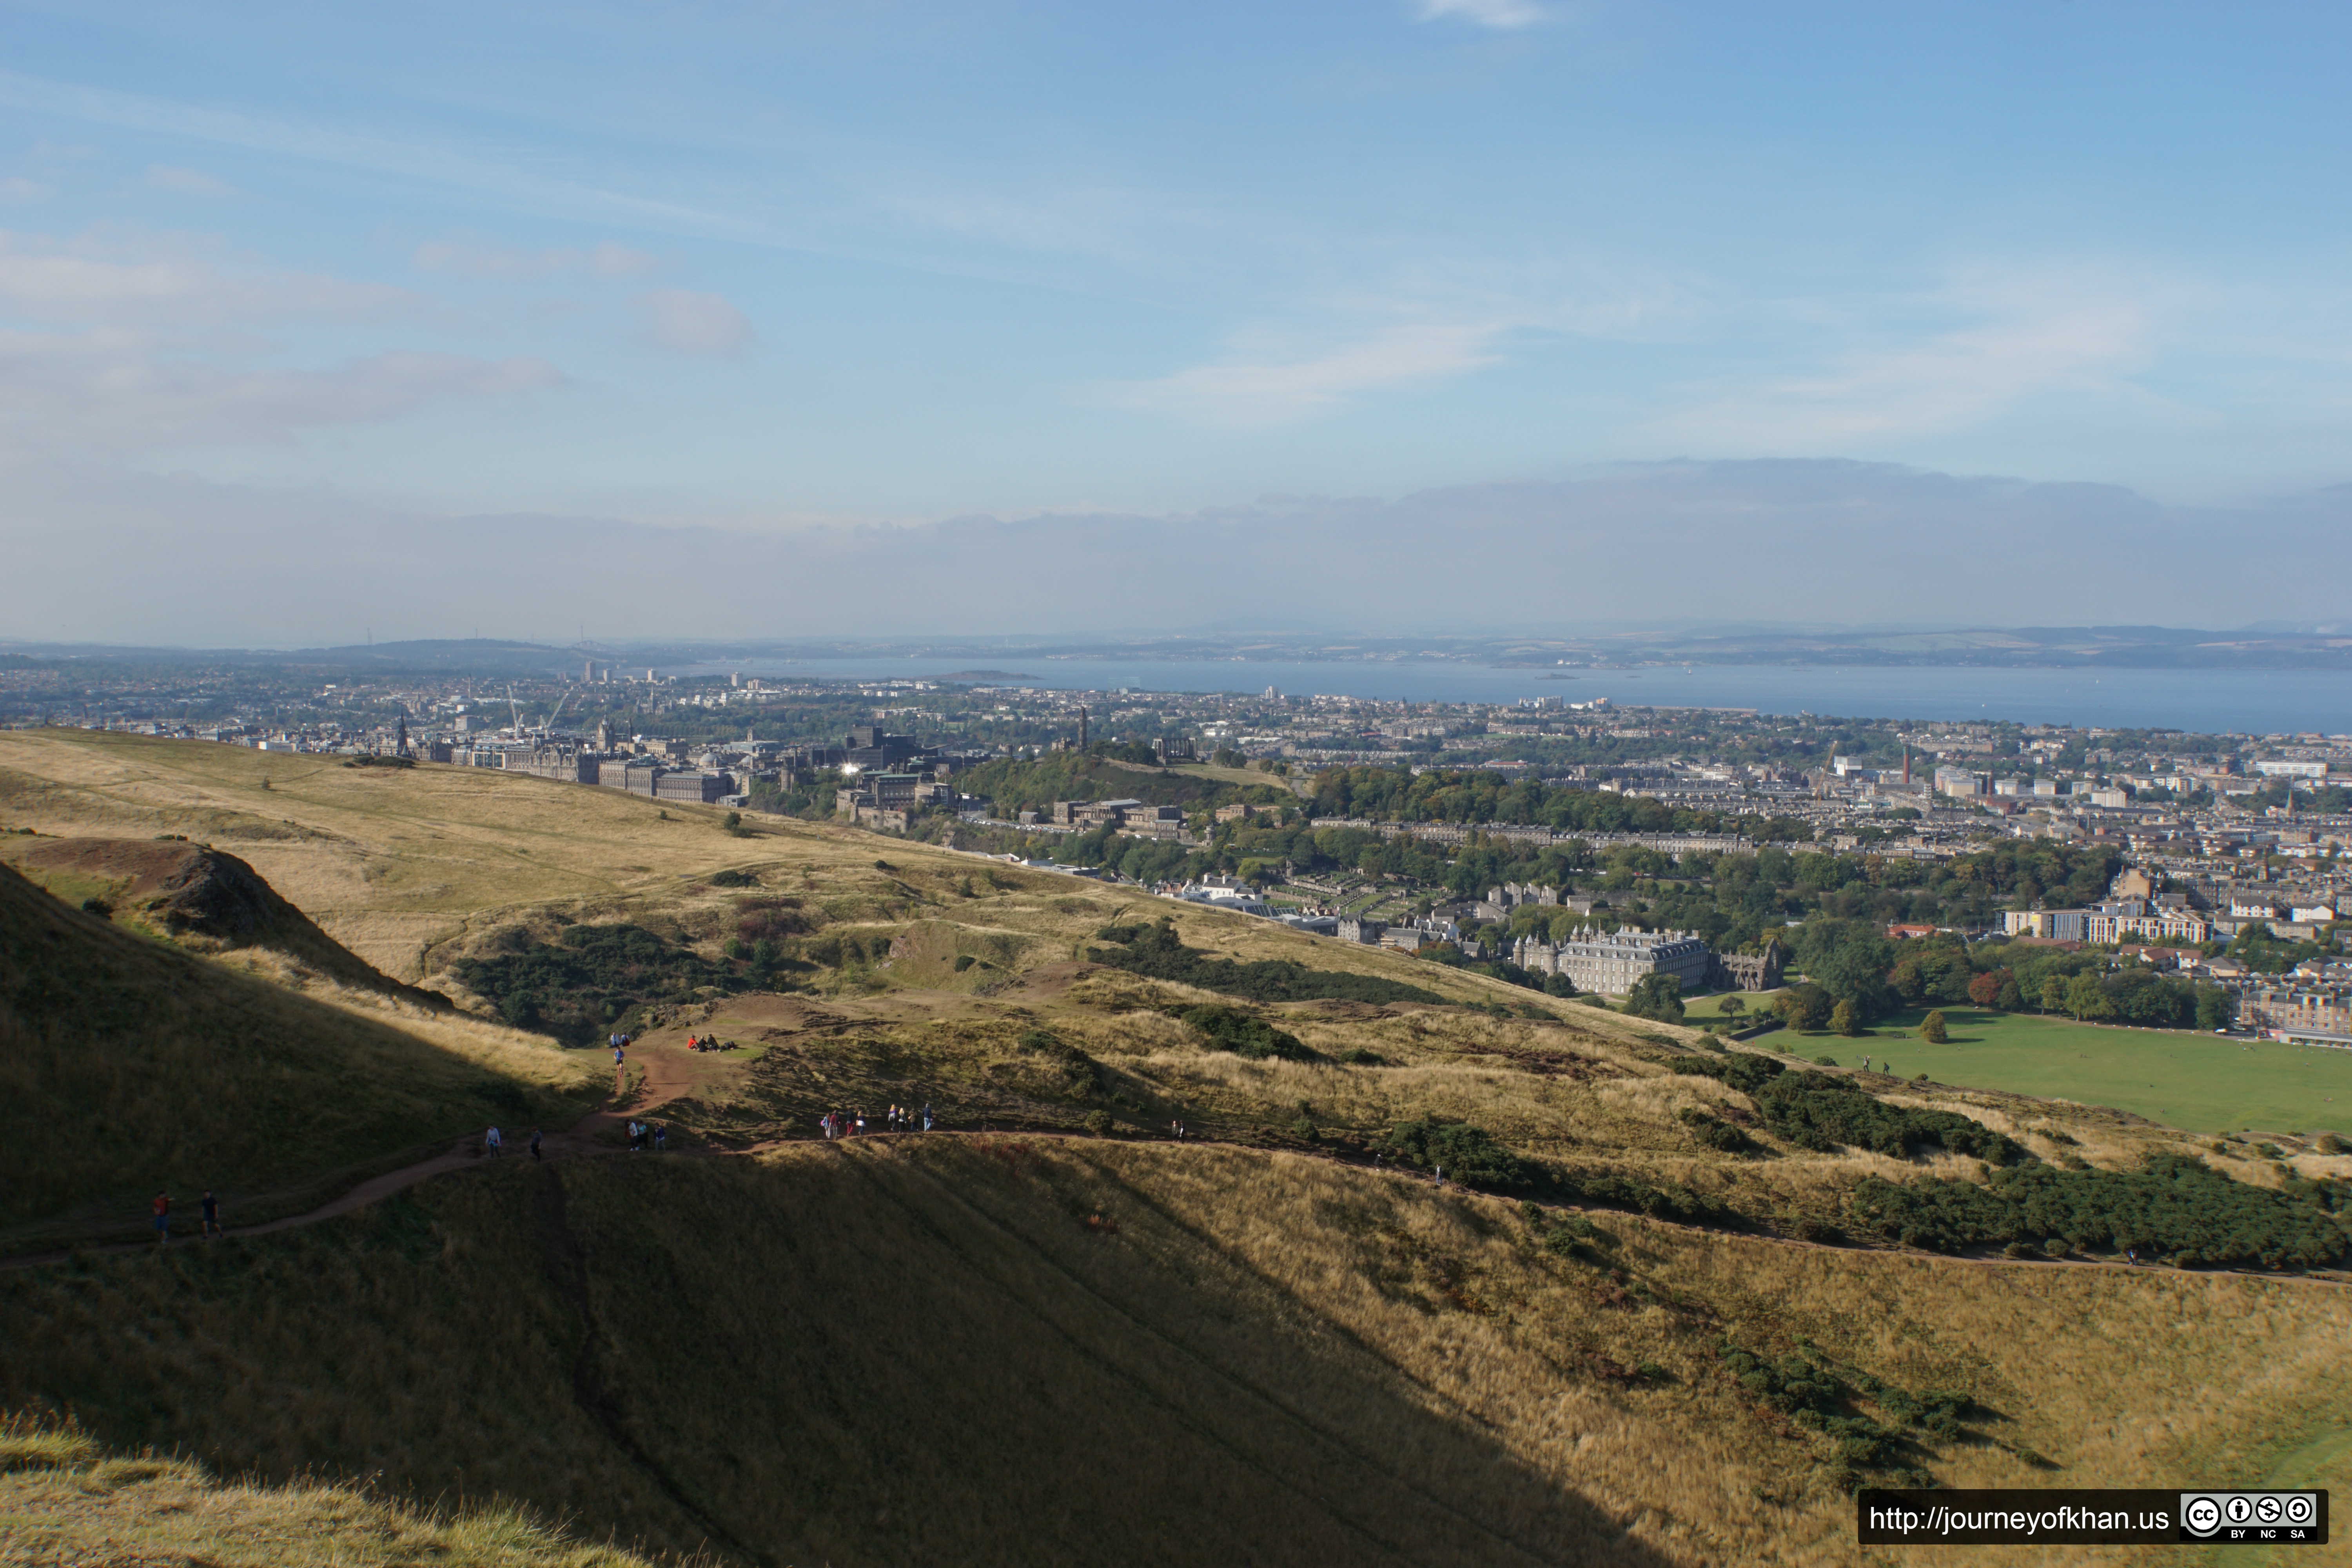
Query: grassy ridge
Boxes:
[
  {"xmin": 0, "ymin": 862, "xmax": 600, "ymax": 1236},
  {"xmin": 4, "ymin": 1142, "xmax": 2347, "ymax": 1567},
  {"xmin": 0, "ymin": 1415, "xmax": 660, "ymax": 1567}
]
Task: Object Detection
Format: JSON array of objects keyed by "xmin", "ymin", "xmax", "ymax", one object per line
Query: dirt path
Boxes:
[
  {"xmin": 7, "ymin": 1047, "xmax": 2345, "ymax": 1291},
  {"xmin": 0, "ymin": 1044, "xmax": 707, "ymax": 1273}
]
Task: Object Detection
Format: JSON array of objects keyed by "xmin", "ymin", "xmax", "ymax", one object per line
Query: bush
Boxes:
[
  {"xmin": 1542, "ymin": 971, "xmax": 1579, "ymax": 997},
  {"xmin": 1678, "ymin": 1107, "xmax": 1754, "ymax": 1154},
  {"xmin": 1081, "ymin": 1109, "xmax": 1114, "ymax": 1136},
  {"xmin": 1849, "ymin": 1154, "xmax": 2351, "ymax": 1269},
  {"xmin": 1581, "ymin": 993, "xmax": 1611, "ymax": 1008},
  {"xmin": 1178, "ymin": 1004, "xmax": 1317, "ymax": 1062},
  {"xmin": 1920, "ymin": 1010, "xmax": 1949, "ymax": 1044},
  {"xmin": 1089, "ymin": 919, "xmax": 1443, "ymax": 1005},
  {"xmin": 1829, "ymin": 999, "xmax": 1860, "ymax": 1036},
  {"xmin": 1383, "ymin": 1117, "xmax": 1537, "ymax": 1189},
  {"xmin": 1760, "ymin": 1072, "xmax": 2023, "ymax": 1163},
  {"xmin": 708, "ymin": 868, "xmax": 755, "ymax": 887},
  {"xmin": 1624, "ymin": 973, "xmax": 1685, "ymax": 1025},
  {"xmin": 953, "ymin": 954, "xmax": 977, "ymax": 973},
  {"xmin": 1814, "ymin": 1055, "xmax": 1838, "ymax": 1067}
]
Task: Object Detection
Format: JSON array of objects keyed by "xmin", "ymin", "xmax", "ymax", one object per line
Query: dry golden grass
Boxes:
[
  {"xmin": 4, "ymin": 1142, "xmax": 2344, "ymax": 1568},
  {"xmin": 0, "ymin": 1415, "xmax": 666, "ymax": 1566}
]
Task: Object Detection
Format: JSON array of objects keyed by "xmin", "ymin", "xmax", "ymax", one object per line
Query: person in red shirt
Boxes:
[{"xmin": 152, "ymin": 1192, "xmax": 170, "ymax": 1247}]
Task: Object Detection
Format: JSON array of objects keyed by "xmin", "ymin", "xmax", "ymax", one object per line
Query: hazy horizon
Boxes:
[{"xmin": 4, "ymin": 4, "xmax": 2350, "ymax": 642}]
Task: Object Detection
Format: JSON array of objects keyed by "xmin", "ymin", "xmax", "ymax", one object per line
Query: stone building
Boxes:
[
  {"xmin": 1709, "ymin": 947, "xmax": 1784, "ymax": 992},
  {"xmin": 1512, "ymin": 927, "xmax": 1713, "ymax": 996}
]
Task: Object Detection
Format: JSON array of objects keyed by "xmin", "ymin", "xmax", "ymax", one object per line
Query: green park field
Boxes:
[{"xmin": 1686, "ymin": 994, "xmax": 2352, "ymax": 1138}]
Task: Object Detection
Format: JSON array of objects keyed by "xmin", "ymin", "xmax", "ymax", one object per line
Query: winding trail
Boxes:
[{"xmin": 5, "ymin": 1039, "xmax": 2345, "ymax": 1290}]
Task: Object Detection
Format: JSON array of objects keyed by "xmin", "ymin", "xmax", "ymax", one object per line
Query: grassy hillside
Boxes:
[
  {"xmin": 6, "ymin": 730, "xmax": 2352, "ymax": 1566},
  {"xmin": 0, "ymin": 1415, "xmax": 662, "ymax": 1566},
  {"xmin": 4, "ymin": 1143, "xmax": 2346, "ymax": 1568},
  {"xmin": 0, "ymin": 860, "xmax": 601, "ymax": 1243}
]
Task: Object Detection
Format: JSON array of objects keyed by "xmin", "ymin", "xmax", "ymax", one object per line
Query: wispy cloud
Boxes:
[
  {"xmin": 1416, "ymin": 0, "xmax": 1545, "ymax": 30},
  {"xmin": 1105, "ymin": 321, "xmax": 1503, "ymax": 423},
  {"xmin": 0, "ymin": 225, "xmax": 554, "ymax": 454},
  {"xmin": 412, "ymin": 235, "xmax": 661, "ymax": 279},
  {"xmin": 143, "ymin": 164, "xmax": 237, "ymax": 197},
  {"xmin": 0, "ymin": 176, "xmax": 48, "ymax": 200},
  {"xmin": 1648, "ymin": 266, "xmax": 2164, "ymax": 451},
  {"xmin": 633, "ymin": 288, "xmax": 754, "ymax": 357}
]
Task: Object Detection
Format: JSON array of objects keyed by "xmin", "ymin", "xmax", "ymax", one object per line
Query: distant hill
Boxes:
[
  {"xmin": 6, "ymin": 836, "xmax": 444, "ymax": 1005},
  {"xmin": 0, "ymin": 860, "xmax": 596, "ymax": 1238}
]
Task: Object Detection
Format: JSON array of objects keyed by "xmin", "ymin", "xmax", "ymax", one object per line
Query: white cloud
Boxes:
[
  {"xmin": 1417, "ymin": 0, "xmax": 1545, "ymax": 30},
  {"xmin": 0, "ymin": 176, "xmax": 47, "ymax": 200},
  {"xmin": 412, "ymin": 235, "xmax": 662, "ymax": 279},
  {"xmin": 143, "ymin": 164, "xmax": 237, "ymax": 197},
  {"xmin": 0, "ymin": 228, "xmax": 415, "ymax": 323},
  {"xmin": 1106, "ymin": 321, "xmax": 1503, "ymax": 423},
  {"xmin": 633, "ymin": 288, "xmax": 754, "ymax": 357},
  {"xmin": 1648, "ymin": 266, "xmax": 2164, "ymax": 452},
  {"xmin": 0, "ymin": 225, "xmax": 555, "ymax": 455}
]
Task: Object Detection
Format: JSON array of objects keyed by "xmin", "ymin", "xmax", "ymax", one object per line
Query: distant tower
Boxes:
[
  {"xmin": 584, "ymin": 658, "xmax": 595, "ymax": 683},
  {"xmin": 395, "ymin": 712, "xmax": 410, "ymax": 759},
  {"xmin": 1078, "ymin": 706, "xmax": 1089, "ymax": 750}
]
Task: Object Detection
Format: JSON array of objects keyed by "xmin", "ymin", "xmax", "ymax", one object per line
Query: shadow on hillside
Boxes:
[
  {"xmin": 0, "ymin": 862, "xmax": 574, "ymax": 1238},
  {"xmin": 552, "ymin": 1148, "xmax": 1681, "ymax": 1568}
]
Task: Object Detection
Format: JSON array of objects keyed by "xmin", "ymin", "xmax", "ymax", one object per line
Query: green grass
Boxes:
[{"xmin": 1820, "ymin": 1005, "xmax": 2352, "ymax": 1136}]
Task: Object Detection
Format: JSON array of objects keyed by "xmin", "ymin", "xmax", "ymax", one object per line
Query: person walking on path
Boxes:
[
  {"xmin": 200, "ymin": 1190, "xmax": 221, "ymax": 1241},
  {"xmin": 922, "ymin": 1103, "xmax": 933, "ymax": 1133},
  {"xmin": 485, "ymin": 1125, "xmax": 503, "ymax": 1158},
  {"xmin": 654, "ymin": 1123, "xmax": 667, "ymax": 1152},
  {"xmin": 530, "ymin": 1129, "xmax": 543, "ymax": 1163},
  {"xmin": 152, "ymin": 1192, "xmax": 170, "ymax": 1248}
]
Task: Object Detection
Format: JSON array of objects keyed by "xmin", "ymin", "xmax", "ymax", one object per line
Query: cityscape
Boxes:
[{"xmin": 6, "ymin": 3, "xmax": 2352, "ymax": 1562}]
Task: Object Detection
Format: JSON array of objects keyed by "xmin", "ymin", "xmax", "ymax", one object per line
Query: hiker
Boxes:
[
  {"xmin": 486, "ymin": 1125, "xmax": 503, "ymax": 1158},
  {"xmin": 200, "ymin": 1190, "xmax": 221, "ymax": 1241},
  {"xmin": 530, "ymin": 1129, "xmax": 543, "ymax": 1163},
  {"xmin": 655, "ymin": 1124, "xmax": 668, "ymax": 1152},
  {"xmin": 1433, "ymin": 1165, "xmax": 1445, "ymax": 1190},
  {"xmin": 922, "ymin": 1103, "xmax": 934, "ymax": 1132},
  {"xmin": 152, "ymin": 1191, "xmax": 170, "ymax": 1247},
  {"xmin": 614, "ymin": 1042, "xmax": 625, "ymax": 1069}
]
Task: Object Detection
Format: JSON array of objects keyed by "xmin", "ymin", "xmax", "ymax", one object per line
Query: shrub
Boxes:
[
  {"xmin": 953, "ymin": 954, "xmax": 977, "ymax": 973},
  {"xmin": 1542, "ymin": 972, "xmax": 1579, "ymax": 997},
  {"xmin": 1624, "ymin": 973, "xmax": 1685, "ymax": 1025},
  {"xmin": 1581, "ymin": 993, "xmax": 1612, "ymax": 1008},
  {"xmin": 1687, "ymin": 1058, "xmax": 2024, "ymax": 1164},
  {"xmin": 1815, "ymin": 1055, "xmax": 1838, "ymax": 1067},
  {"xmin": 1920, "ymin": 1010, "xmax": 1949, "ymax": 1044},
  {"xmin": 1383, "ymin": 1117, "xmax": 1536, "ymax": 1189},
  {"xmin": 1849, "ymin": 1154, "xmax": 2351, "ymax": 1269},
  {"xmin": 1081, "ymin": 1109, "xmax": 1114, "ymax": 1136},
  {"xmin": 1338, "ymin": 1046, "xmax": 1384, "ymax": 1065},
  {"xmin": 1089, "ymin": 919, "xmax": 1443, "ymax": 1005},
  {"xmin": 709, "ymin": 868, "xmax": 755, "ymax": 887},
  {"xmin": 1678, "ymin": 1107, "xmax": 1754, "ymax": 1154},
  {"xmin": 1830, "ymin": 999, "xmax": 1860, "ymax": 1036},
  {"xmin": 1178, "ymin": 1004, "xmax": 1317, "ymax": 1062}
]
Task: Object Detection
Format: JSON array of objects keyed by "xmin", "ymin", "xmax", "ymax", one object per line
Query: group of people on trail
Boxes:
[
  {"xmin": 817, "ymin": 1103, "xmax": 933, "ymax": 1140},
  {"xmin": 151, "ymin": 1190, "xmax": 225, "ymax": 1247},
  {"xmin": 608, "ymin": 1032, "xmax": 633, "ymax": 1056},
  {"xmin": 684, "ymin": 1032, "xmax": 730, "ymax": 1054},
  {"xmin": 481, "ymin": 1127, "xmax": 545, "ymax": 1161},
  {"xmin": 628, "ymin": 1120, "xmax": 666, "ymax": 1152}
]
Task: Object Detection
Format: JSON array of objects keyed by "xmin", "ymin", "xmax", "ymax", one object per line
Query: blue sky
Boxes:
[{"xmin": 2, "ymin": 2, "xmax": 2349, "ymax": 638}]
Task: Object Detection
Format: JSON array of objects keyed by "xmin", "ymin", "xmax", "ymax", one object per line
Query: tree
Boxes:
[
  {"xmin": 1542, "ymin": 971, "xmax": 1579, "ymax": 998},
  {"xmin": 1774, "ymin": 984, "xmax": 1832, "ymax": 1031},
  {"xmin": 2194, "ymin": 985, "xmax": 2234, "ymax": 1031},
  {"xmin": 1830, "ymin": 998, "xmax": 1861, "ymax": 1036},
  {"xmin": 1920, "ymin": 1010, "xmax": 1949, "ymax": 1044},
  {"xmin": 1966, "ymin": 970, "xmax": 2005, "ymax": 1008},
  {"xmin": 1624, "ymin": 973, "xmax": 1686, "ymax": 1025},
  {"xmin": 1718, "ymin": 995, "xmax": 1746, "ymax": 1018},
  {"xmin": 1996, "ymin": 975, "xmax": 2024, "ymax": 1012},
  {"xmin": 2063, "ymin": 973, "xmax": 2114, "ymax": 1022},
  {"xmin": 2039, "ymin": 976, "xmax": 2068, "ymax": 1014}
]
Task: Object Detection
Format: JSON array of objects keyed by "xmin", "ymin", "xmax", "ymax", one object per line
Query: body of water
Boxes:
[{"xmin": 666, "ymin": 656, "xmax": 2352, "ymax": 735}]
